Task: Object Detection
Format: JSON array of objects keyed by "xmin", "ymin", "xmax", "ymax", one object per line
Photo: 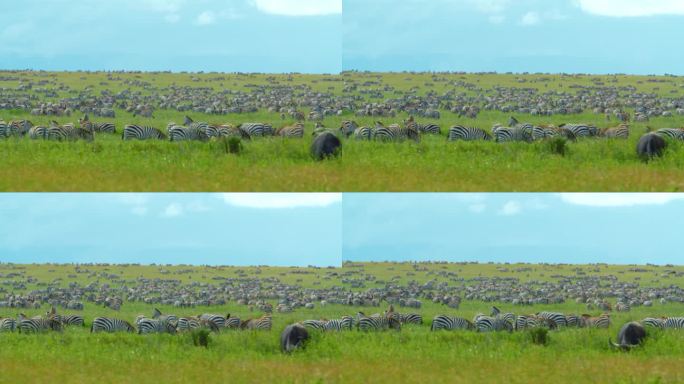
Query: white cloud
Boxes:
[
  {"xmin": 250, "ymin": 0, "xmax": 341, "ymax": 16},
  {"xmin": 196, "ymin": 11, "xmax": 217, "ymax": 25},
  {"xmin": 219, "ymin": 193, "xmax": 342, "ymax": 209},
  {"xmin": 520, "ymin": 11, "xmax": 540, "ymax": 25},
  {"xmin": 575, "ymin": 0, "xmax": 684, "ymax": 17},
  {"xmin": 499, "ymin": 201, "xmax": 522, "ymax": 215},
  {"xmin": 559, "ymin": 193, "xmax": 684, "ymax": 207},
  {"xmin": 163, "ymin": 203, "xmax": 183, "ymax": 217}
]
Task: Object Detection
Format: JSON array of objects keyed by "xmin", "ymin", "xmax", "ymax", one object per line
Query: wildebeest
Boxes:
[
  {"xmin": 280, "ymin": 323, "xmax": 310, "ymax": 353},
  {"xmin": 610, "ymin": 321, "xmax": 646, "ymax": 350},
  {"xmin": 636, "ymin": 133, "xmax": 666, "ymax": 160},
  {"xmin": 310, "ymin": 132, "xmax": 341, "ymax": 161}
]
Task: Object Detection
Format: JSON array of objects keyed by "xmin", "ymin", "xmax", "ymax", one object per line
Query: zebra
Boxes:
[
  {"xmin": 615, "ymin": 302, "xmax": 631, "ymax": 312},
  {"xmin": 558, "ymin": 123, "xmax": 598, "ymax": 138},
  {"xmin": 239, "ymin": 123, "xmax": 273, "ymax": 137},
  {"xmin": 515, "ymin": 315, "xmax": 555, "ymax": 330},
  {"xmin": 199, "ymin": 314, "xmax": 226, "ymax": 329},
  {"xmin": 663, "ymin": 317, "xmax": 684, "ymax": 329},
  {"xmin": 17, "ymin": 314, "xmax": 61, "ymax": 333},
  {"xmin": 490, "ymin": 306, "xmax": 515, "ymax": 327},
  {"xmin": 418, "ymin": 123, "xmax": 441, "ymax": 135},
  {"xmin": 654, "ymin": 128, "xmax": 684, "ymax": 140},
  {"xmin": 447, "ymin": 125, "xmax": 491, "ymax": 141},
  {"xmin": 177, "ymin": 317, "xmax": 219, "ymax": 332},
  {"xmin": 356, "ymin": 312, "xmax": 401, "ymax": 331},
  {"xmin": 151, "ymin": 308, "xmax": 178, "ymax": 324},
  {"xmin": 138, "ymin": 318, "xmax": 177, "ymax": 334},
  {"xmin": 373, "ymin": 121, "xmax": 419, "ymax": 142},
  {"xmin": 122, "ymin": 125, "xmax": 166, "ymax": 140},
  {"xmin": 58, "ymin": 315, "xmax": 85, "ymax": 327},
  {"xmin": 566, "ymin": 314, "xmax": 580, "ymax": 327},
  {"xmin": 325, "ymin": 316, "xmax": 354, "ymax": 331},
  {"xmin": 0, "ymin": 120, "xmax": 8, "ymax": 138},
  {"xmin": 7, "ymin": 120, "xmax": 32, "ymax": 137},
  {"xmin": 0, "ymin": 318, "xmax": 17, "ymax": 332},
  {"xmin": 339, "ymin": 121, "xmax": 358, "ymax": 138},
  {"xmin": 353, "ymin": 126, "xmax": 374, "ymax": 140},
  {"xmin": 474, "ymin": 314, "xmax": 513, "ymax": 332},
  {"xmin": 399, "ymin": 313, "xmax": 423, "ymax": 325},
  {"xmin": 277, "ymin": 123, "xmax": 305, "ymax": 138},
  {"xmin": 169, "ymin": 126, "xmax": 209, "ymax": 142},
  {"xmin": 240, "ymin": 314, "xmax": 272, "ymax": 330},
  {"xmin": 537, "ymin": 312, "xmax": 568, "ymax": 328},
  {"xmin": 28, "ymin": 125, "xmax": 49, "ymax": 140},
  {"xmin": 47, "ymin": 122, "xmax": 94, "ymax": 141},
  {"xmin": 430, "ymin": 315, "xmax": 473, "ymax": 331},
  {"xmin": 225, "ymin": 314, "xmax": 241, "ymax": 329},
  {"xmin": 302, "ymin": 319, "xmax": 327, "ymax": 331},
  {"xmin": 493, "ymin": 125, "xmax": 533, "ymax": 143},
  {"xmin": 601, "ymin": 124, "xmax": 629, "ymax": 139},
  {"xmin": 580, "ymin": 313, "xmax": 611, "ymax": 328},
  {"xmin": 642, "ymin": 317, "xmax": 665, "ymax": 329},
  {"xmin": 541, "ymin": 125, "xmax": 577, "ymax": 141},
  {"xmin": 79, "ymin": 115, "xmax": 115, "ymax": 134},
  {"xmin": 216, "ymin": 124, "xmax": 250, "ymax": 139},
  {"xmin": 91, "ymin": 317, "xmax": 135, "ymax": 333}
]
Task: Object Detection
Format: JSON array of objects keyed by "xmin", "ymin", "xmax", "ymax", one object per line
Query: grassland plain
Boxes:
[
  {"xmin": 2, "ymin": 71, "xmax": 684, "ymax": 191},
  {"xmin": 0, "ymin": 262, "xmax": 683, "ymax": 383}
]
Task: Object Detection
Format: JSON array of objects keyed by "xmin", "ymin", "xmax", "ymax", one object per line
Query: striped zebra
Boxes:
[
  {"xmin": 7, "ymin": 120, "xmax": 32, "ymax": 137},
  {"xmin": 28, "ymin": 125, "xmax": 49, "ymax": 140},
  {"xmin": 277, "ymin": 123, "xmax": 304, "ymax": 138},
  {"xmin": 138, "ymin": 318, "xmax": 177, "ymax": 334},
  {"xmin": 430, "ymin": 315, "xmax": 473, "ymax": 331},
  {"xmin": 615, "ymin": 302, "xmax": 631, "ymax": 312},
  {"xmin": 0, "ymin": 318, "xmax": 17, "ymax": 332},
  {"xmin": 240, "ymin": 314, "xmax": 272, "ymax": 330},
  {"xmin": 325, "ymin": 316, "xmax": 354, "ymax": 331},
  {"xmin": 580, "ymin": 313, "xmax": 611, "ymax": 328},
  {"xmin": 566, "ymin": 314, "xmax": 580, "ymax": 327},
  {"xmin": 493, "ymin": 125, "xmax": 533, "ymax": 143},
  {"xmin": 177, "ymin": 317, "xmax": 219, "ymax": 332},
  {"xmin": 225, "ymin": 314, "xmax": 241, "ymax": 329},
  {"xmin": 17, "ymin": 314, "xmax": 61, "ymax": 333},
  {"xmin": 398, "ymin": 313, "xmax": 423, "ymax": 325},
  {"xmin": 537, "ymin": 312, "xmax": 568, "ymax": 328},
  {"xmin": 199, "ymin": 314, "xmax": 226, "ymax": 329},
  {"xmin": 663, "ymin": 317, "xmax": 684, "ymax": 329},
  {"xmin": 47, "ymin": 122, "xmax": 94, "ymax": 141},
  {"xmin": 353, "ymin": 126, "xmax": 373, "ymax": 140},
  {"xmin": 558, "ymin": 123, "xmax": 598, "ymax": 138},
  {"xmin": 339, "ymin": 121, "xmax": 358, "ymax": 138},
  {"xmin": 217, "ymin": 124, "xmax": 250, "ymax": 139},
  {"xmin": 151, "ymin": 308, "xmax": 178, "ymax": 324},
  {"xmin": 654, "ymin": 128, "xmax": 684, "ymax": 140},
  {"xmin": 418, "ymin": 123, "xmax": 441, "ymax": 135},
  {"xmin": 447, "ymin": 125, "xmax": 491, "ymax": 141},
  {"xmin": 474, "ymin": 314, "xmax": 513, "ymax": 332},
  {"xmin": 122, "ymin": 125, "xmax": 166, "ymax": 140},
  {"xmin": 168, "ymin": 125, "xmax": 209, "ymax": 142},
  {"xmin": 356, "ymin": 312, "xmax": 401, "ymax": 331},
  {"xmin": 541, "ymin": 126, "xmax": 577, "ymax": 141},
  {"xmin": 91, "ymin": 317, "xmax": 135, "ymax": 333},
  {"xmin": 515, "ymin": 315, "xmax": 555, "ymax": 330},
  {"xmin": 79, "ymin": 115, "xmax": 115, "ymax": 134},
  {"xmin": 373, "ymin": 121, "xmax": 420, "ymax": 142},
  {"xmin": 601, "ymin": 124, "xmax": 629, "ymax": 139},
  {"xmin": 0, "ymin": 120, "xmax": 8, "ymax": 138},
  {"xmin": 302, "ymin": 319, "xmax": 327, "ymax": 331},
  {"xmin": 239, "ymin": 123, "xmax": 274, "ymax": 137},
  {"xmin": 642, "ymin": 317, "xmax": 665, "ymax": 329}
]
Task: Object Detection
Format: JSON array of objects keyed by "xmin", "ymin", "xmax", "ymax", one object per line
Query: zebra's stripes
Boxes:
[
  {"xmin": 537, "ymin": 312, "xmax": 567, "ymax": 328},
  {"xmin": 199, "ymin": 314, "xmax": 226, "ymax": 329},
  {"xmin": 0, "ymin": 318, "xmax": 17, "ymax": 332},
  {"xmin": 225, "ymin": 315, "xmax": 241, "ymax": 329},
  {"xmin": 239, "ymin": 123, "xmax": 274, "ymax": 137},
  {"xmin": 217, "ymin": 124, "xmax": 250, "ymax": 139},
  {"xmin": 339, "ymin": 121, "xmax": 358, "ymax": 138},
  {"xmin": 663, "ymin": 317, "xmax": 684, "ymax": 329},
  {"xmin": 615, "ymin": 302, "xmax": 631, "ymax": 312},
  {"xmin": 122, "ymin": 125, "xmax": 166, "ymax": 140},
  {"xmin": 240, "ymin": 314, "xmax": 272, "ymax": 330},
  {"xmin": 430, "ymin": 315, "xmax": 473, "ymax": 331},
  {"xmin": 353, "ymin": 126, "xmax": 373, "ymax": 140},
  {"xmin": 91, "ymin": 317, "xmax": 135, "ymax": 333},
  {"xmin": 493, "ymin": 125, "xmax": 533, "ymax": 143},
  {"xmin": 169, "ymin": 126, "xmax": 209, "ymax": 142},
  {"xmin": 399, "ymin": 313, "xmax": 423, "ymax": 325},
  {"xmin": 356, "ymin": 312, "xmax": 401, "ymax": 331},
  {"xmin": 325, "ymin": 316, "xmax": 354, "ymax": 331},
  {"xmin": 373, "ymin": 122, "xmax": 420, "ymax": 142},
  {"xmin": 558, "ymin": 123, "xmax": 598, "ymax": 138},
  {"xmin": 138, "ymin": 318, "xmax": 176, "ymax": 334},
  {"xmin": 302, "ymin": 319, "xmax": 326, "ymax": 331},
  {"xmin": 47, "ymin": 122, "xmax": 94, "ymax": 141},
  {"xmin": 447, "ymin": 125, "xmax": 491, "ymax": 141},
  {"xmin": 0, "ymin": 121, "xmax": 8, "ymax": 138},
  {"xmin": 654, "ymin": 128, "xmax": 684, "ymax": 140},
  {"xmin": 28, "ymin": 125, "xmax": 49, "ymax": 139},
  {"xmin": 7, "ymin": 120, "xmax": 32, "ymax": 137},
  {"xmin": 580, "ymin": 313, "xmax": 611, "ymax": 328},
  {"xmin": 601, "ymin": 124, "xmax": 629, "ymax": 139},
  {"xmin": 80, "ymin": 118, "xmax": 115, "ymax": 134},
  {"xmin": 642, "ymin": 317, "xmax": 665, "ymax": 329},
  {"xmin": 277, "ymin": 123, "xmax": 304, "ymax": 138},
  {"xmin": 418, "ymin": 123, "xmax": 441, "ymax": 135},
  {"xmin": 474, "ymin": 314, "xmax": 513, "ymax": 332},
  {"xmin": 17, "ymin": 314, "xmax": 61, "ymax": 333}
]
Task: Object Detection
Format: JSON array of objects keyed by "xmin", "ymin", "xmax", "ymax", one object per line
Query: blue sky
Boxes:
[
  {"xmin": 343, "ymin": 193, "xmax": 684, "ymax": 265},
  {"xmin": 0, "ymin": 193, "xmax": 342, "ymax": 266},
  {"xmin": 343, "ymin": 0, "xmax": 684, "ymax": 74},
  {"xmin": 0, "ymin": 0, "xmax": 341, "ymax": 73}
]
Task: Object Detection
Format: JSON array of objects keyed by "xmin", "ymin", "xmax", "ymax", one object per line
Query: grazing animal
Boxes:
[
  {"xmin": 217, "ymin": 124, "xmax": 250, "ymax": 139},
  {"xmin": 47, "ymin": 121, "xmax": 94, "ymax": 141},
  {"xmin": 0, "ymin": 318, "xmax": 17, "ymax": 332},
  {"xmin": 277, "ymin": 123, "xmax": 305, "ymax": 138},
  {"xmin": 636, "ymin": 133, "xmax": 667, "ymax": 160},
  {"xmin": 28, "ymin": 125, "xmax": 49, "ymax": 140},
  {"xmin": 610, "ymin": 321, "xmax": 646, "ymax": 350},
  {"xmin": 224, "ymin": 314, "xmax": 241, "ymax": 329},
  {"xmin": 537, "ymin": 312, "xmax": 568, "ymax": 328},
  {"xmin": 447, "ymin": 125, "xmax": 491, "ymax": 141},
  {"xmin": 353, "ymin": 126, "xmax": 374, "ymax": 140},
  {"xmin": 137, "ymin": 318, "xmax": 176, "ymax": 334},
  {"xmin": 280, "ymin": 323, "xmax": 310, "ymax": 353},
  {"xmin": 79, "ymin": 115, "xmax": 115, "ymax": 134},
  {"xmin": 122, "ymin": 125, "xmax": 166, "ymax": 140},
  {"xmin": 374, "ymin": 121, "xmax": 420, "ymax": 142},
  {"xmin": 641, "ymin": 317, "xmax": 664, "ymax": 329},
  {"xmin": 17, "ymin": 314, "xmax": 61, "ymax": 333},
  {"xmin": 474, "ymin": 314, "xmax": 513, "ymax": 332},
  {"xmin": 91, "ymin": 317, "xmax": 135, "ymax": 333},
  {"xmin": 431, "ymin": 315, "xmax": 474, "ymax": 331},
  {"xmin": 238, "ymin": 123, "xmax": 273, "ymax": 137},
  {"xmin": 310, "ymin": 131, "xmax": 341, "ymax": 160},
  {"xmin": 654, "ymin": 128, "xmax": 684, "ymax": 140},
  {"xmin": 339, "ymin": 120, "xmax": 358, "ymax": 138},
  {"xmin": 663, "ymin": 317, "xmax": 684, "ymax": 329},
  {"xmin": 240, "ymin": 314, "xmax": 272, "ymax": 330},
  {"xmin": 356, "ymin": 312, "xmax": 401, "ymax": 331},
  {"xmin": 601, "ymin": 124, "xmax": 629, "ymax": 139},
  {"xmin": 492, "ymin": 125, "xmax": 532, "ymax": 143},
  {"xmin": 558, "ymin": 123, "xmax": 598, "ymax": 138},
  {"xmin": 580, "ymin": 313, "xmax": 611, "ymax": 328}
]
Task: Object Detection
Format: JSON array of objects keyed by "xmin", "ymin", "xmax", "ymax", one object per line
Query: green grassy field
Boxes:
[
  {"xmin": 2, "ymin": 71, "xmax": 684, "ymax": 191},
  {"xmin": 1, "ymin": 262, "xmax": 683, "ymax": 383}
]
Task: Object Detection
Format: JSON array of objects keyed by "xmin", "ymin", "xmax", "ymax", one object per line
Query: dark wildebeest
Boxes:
[
  {"xmin": 280, "ymin": 323, "xmax": 310, "ymax": 353},
  {"xmin": 609, "ymin": 321, "xmax": 646, "ymax": 350},
  {"xmin": 310, "ymin": 132, "xmax": 341, "ymax": 161},
  {"xmin": 636, "ymin": 133, "xmax": 666, "ymax": 160}
]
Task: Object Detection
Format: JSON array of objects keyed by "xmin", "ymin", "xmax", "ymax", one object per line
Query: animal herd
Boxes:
[{"xmin": 2, "ymin": 305, "xmax": 682, "ymax": 353}]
